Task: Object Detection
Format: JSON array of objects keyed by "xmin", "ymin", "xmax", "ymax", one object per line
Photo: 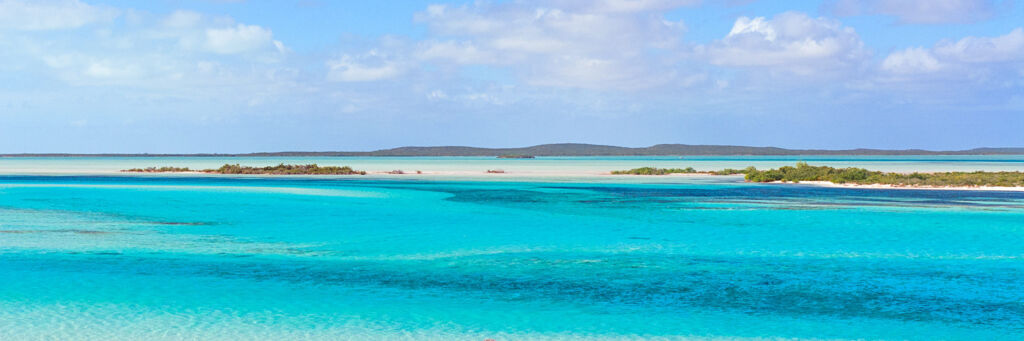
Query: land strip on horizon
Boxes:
[{"xmin": 3, "ymin": 143, "xmax": 1024, "ymax": 157}]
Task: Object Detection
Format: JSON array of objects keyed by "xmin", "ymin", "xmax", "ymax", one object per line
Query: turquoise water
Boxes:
[{"xmin": 1, "ymin": 158, "xmax": 1024, "ymax": 339}]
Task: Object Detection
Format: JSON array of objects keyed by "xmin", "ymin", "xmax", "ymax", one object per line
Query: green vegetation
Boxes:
[
  {"xmin": 122, "ymin": 166, "xmax": 193, "ymax": 173},
  {"xmin": 612, "ymin": 167, "xmax": 752, "ymax": 175},
  {"xmin": 743, "ymin": 162, "xmax": 1024, "ymax": 187},
  {"xmin": 497, "ymin": 154, "xmax": 535, "ymax": 159},
  {"xmin": 123, "ymin": 164, "xmax": 366, "ymax": 175},
  {"xmin": 211, "ymin": 164, "xmax": 366, "ymax": 175},
  {"xmin": 711, "ymin": 167, "xmax": 755, "ymax": 175},
  {"xmin": 612, "ymin": 163, "xmax": 1023, "ymax": 187},
  {"xmin": 612, "ymin": 167, "xmax": 698, "ymax": 175}
]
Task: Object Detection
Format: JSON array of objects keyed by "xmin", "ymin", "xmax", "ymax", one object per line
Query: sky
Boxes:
[{"xmin": 1, "ymin": 0, "xmax": 1023, "ymax": 153}]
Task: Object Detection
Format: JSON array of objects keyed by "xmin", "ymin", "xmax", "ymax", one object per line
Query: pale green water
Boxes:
[
  {"xmin": 3, "ymin": 155, "xmax": 1024, "ymax": 176},
  {"xmin": 1, "ymin": 156, "xmax": 1023, "ymax": 340}
]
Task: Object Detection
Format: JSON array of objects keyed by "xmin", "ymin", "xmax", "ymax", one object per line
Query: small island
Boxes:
[
  {"xmin": 123, "ymin": 164, "xmax": 366, "ymax": 175},
  {"xmin": 743, "ymin": 162, "xmax": 1024, "ymax": 187},
  {"xmin": 497, "ymin": 154, "xmax": 535, "ymax": 159},
  {"xmin": 122, "ymin": 166, "xmax": 194, "ymax": 173},
  {"xmin": 613, "ymin": 163, "xmax": 1024, "ymax": 188},
  {"xmin": 611, "ymin": 167, "xmax": 750, "ymax": 175}
]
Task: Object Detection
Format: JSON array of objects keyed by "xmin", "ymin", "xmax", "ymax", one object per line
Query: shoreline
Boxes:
[
  {"xmin": 3, "ymin": 169, "xmax": 1024, "ymax": 191},
  {"xmin": 119, "ymin": 170, "xmax": 1024, "ymax": 191}
]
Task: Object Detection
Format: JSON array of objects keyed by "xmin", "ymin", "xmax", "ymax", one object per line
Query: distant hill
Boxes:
[{"xmin": 4, "ymin": 143, "xmax": 1024, "ymax": 157}]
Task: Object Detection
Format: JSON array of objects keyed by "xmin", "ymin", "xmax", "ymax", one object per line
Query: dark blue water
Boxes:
[{"xmin": 1, "ymin": 175, "xmax": 1023, "ymax": 339}]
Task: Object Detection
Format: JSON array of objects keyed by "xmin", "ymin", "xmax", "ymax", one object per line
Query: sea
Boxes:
[{"xmin": 1, "ymin": 156, "xmax": 1022, "ymax": 340}]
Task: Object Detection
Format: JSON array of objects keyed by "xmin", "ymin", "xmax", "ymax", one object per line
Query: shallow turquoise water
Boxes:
[
  {"xmin": 1, "ymin": 173, "xmax": 1024, "ymax": 340},
  {"xmin": 4, "ymin": 155, "xmax": 1024, "ymax": 175}
]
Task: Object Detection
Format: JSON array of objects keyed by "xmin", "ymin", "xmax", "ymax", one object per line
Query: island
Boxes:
[
  {"xmin": 123, "ymin": 164, "xmax": 366, "ymax": 175},
  {"xmin": 613, "ymin": 163, "xmax": 1024, "ymax": 188},
  {"xmin": 611, "ymin": 167, "xmax": 750, "ymax": 175},
  {"xmin": 122, "ymin": 166, "xmax": 194, "ymax": 173},
  {"xmin": 497, "ymin": 154, "xmax": 535, "ymax": 159}
]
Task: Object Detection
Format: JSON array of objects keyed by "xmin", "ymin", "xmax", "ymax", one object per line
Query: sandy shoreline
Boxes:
[
  {"xmin": 14, "ymin": 169, "xmax": 731, "ymax": 178},
  {"xmin": 2, "ymin": 169, "xmax": 1023, "ymax": 191},
  {"xmin": 0, "ymin": 169, "xmax": 740, "ymax": 183}
]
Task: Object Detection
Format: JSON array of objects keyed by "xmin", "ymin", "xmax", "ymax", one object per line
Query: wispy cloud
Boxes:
[
  {"xmin": 882, "ymin": 28, "xmax": 1024, "ymax": 80},
  {"xmin": 700, "ymin": 12, "xmax": 869, "ymax": 76},
  {"xmin": 326, "ymin": 50, "xmax": 404, "ymax": 82},
  {"xmin": 410, "ymin": 1, "xmax": 692, "ymax": 90},
  {"xmin": 826, "ymin": 0, "xmax": 1002, "ymax": 24},
  {"xmin": 0, "ymin": 0, "xmax": 118, "ymax": 31},
  {"xmin": 205, "ymin": 24, "xmax": 284, "ymax": 54}
]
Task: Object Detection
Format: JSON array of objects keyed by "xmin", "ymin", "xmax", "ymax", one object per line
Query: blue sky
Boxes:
[{"xmin": 1, "ymin": 0, "xmax": 1022, "ymax": 153}]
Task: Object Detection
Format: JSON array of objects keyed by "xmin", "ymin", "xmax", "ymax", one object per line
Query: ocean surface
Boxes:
[
  {"xmin": 1, "ymin": 157, "xmax": 1023, "ymax": 340},
  {"xmin": 4, "ymin": 155, "xmax": 1024, "ymax": 176}
]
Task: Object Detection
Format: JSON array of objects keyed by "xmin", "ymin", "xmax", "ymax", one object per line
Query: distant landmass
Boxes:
[{"xmin": 4, "ymin": 144, "xmax": 1024, "ymax": 157}]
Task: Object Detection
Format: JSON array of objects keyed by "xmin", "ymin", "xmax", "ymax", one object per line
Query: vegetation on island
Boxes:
[
  {"xmin": 742, "ymin": 162, "xmax": 1024, "ymax": 187},
  {"xmin": 611, "ymin": 167, "xmax": 750, "ymax": 175},
  {"xmin": 711, "ymin": 168, "xmax": 755, "ymax": 175},
  {"xmin": 612, "ymin": 167, "xmax": 697, "ymax": 175},
  {"xmin": 123, "ymin": 164, "xmax": 366, "ymax": 175},
  {"xmin": 122, "ymin": 166, "xmax": 194, "ymax": 173},
  {"xmin": 211, "ymin": 164, "xmax": 366, "ymax": 175},
  {"xmin": 614, "ymin": 162, "xmax": 1024, "ymax": 187},
  {"xmin": 497, "ymin": 154, "xmax": 535, "ymax": 159}
]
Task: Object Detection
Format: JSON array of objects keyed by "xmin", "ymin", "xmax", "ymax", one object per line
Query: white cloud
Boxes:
[
  {"xmin": 881, "ymin": 47, "xmax": 943, "ymax": 74},
  {"xmin": 881, "ymin": 28, "xmax": 1024, "ymax": 79},
  {"xmin": 162, "ymin": 10, "xmax": 203, "ymax": 29},
  {"xmin": 703, "ymin": 12, "xmax": 869, "ymax": 75},
  {"xmin": 427, "ymin": 89, "xmax": 448, "ymax": 101},
  {"xmin": 727, "ymin": 16, "xmax": 778, "ymax": 41},
  {"xmin": 545, "ymin": 0, "xmax": 701, "ymax": 13},
  {"xmin": 0, "ymin": 4, "xmax": 298, "ymax": 102},
  {"xmin": 412, "ymin": 1, "xmax": 691, "ymax": 89},
  {"xmin": 829, "ymin": 0, "xmax": 998, "ymax": 24},
  {"xmin": 39, "ymin": 51, "xmax": 175, "ymax": 85},
  {"xmin": 0, "ymin": 0, "xmax": 118, "ymax": 31},
  {"xmin": 326, "ymin": 51, "xmax": 403, "ymax": 82},
  {"xmin": 205, "ymin": 23, "xmax": 284, "ymax": 54},
  {"xmin": 147, "ymin": 11, "xmax": 288, "ymax": 56},
  {"xmin": 83, "ymin": 62, "xmax": 137, "ymax": 79},
  {"xmin": 933, "ymin": 28, "xmax": 1024, "ymax": 63},
  {"xmin": 418, "ymin": 40, "xmax": 496, "ymax": 64}
]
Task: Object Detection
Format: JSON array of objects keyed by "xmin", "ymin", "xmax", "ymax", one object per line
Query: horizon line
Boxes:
[{"xmin": 3, "ymin": 143, "xmax": 1024, "ymax": 157}]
